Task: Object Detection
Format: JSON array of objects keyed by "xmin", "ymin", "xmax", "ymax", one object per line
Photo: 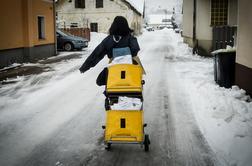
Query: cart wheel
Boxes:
[
  {"xmin": 144, "ymin": 134, "xmax": 150, "ymax": 152},
  {"xmin": 105, "ymin": 143, "xmax": 111, "ymax": 151}
]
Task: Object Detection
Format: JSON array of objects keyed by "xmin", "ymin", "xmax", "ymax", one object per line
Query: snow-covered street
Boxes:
[{"xmin": 0, "ymin": 29, "xmax": 252, "ymax": 166}]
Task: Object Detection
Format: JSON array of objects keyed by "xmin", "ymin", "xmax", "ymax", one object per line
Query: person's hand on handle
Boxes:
[{"xmin": 79, "ymin": 66, "xmax": 87, "ymax": 74}]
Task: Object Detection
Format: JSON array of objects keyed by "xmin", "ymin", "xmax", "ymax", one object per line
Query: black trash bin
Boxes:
[
  {"xmin": 212, "ymin": 50, "xmax": 236, "ymax": 88},
  {"xmin": 213, "ymin": 54, "xmax": 217, "ymax": 82}
]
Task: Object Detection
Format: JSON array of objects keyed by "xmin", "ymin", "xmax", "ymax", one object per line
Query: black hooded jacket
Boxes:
[{"xmin": 79, "ymin": 34, "xmax": 140, "ymax": 73}]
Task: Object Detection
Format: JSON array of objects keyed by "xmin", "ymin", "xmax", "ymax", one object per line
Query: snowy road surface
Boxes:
[{"xmin": 0, "ymin": 30, "xmax": 224, "ymax": 166}]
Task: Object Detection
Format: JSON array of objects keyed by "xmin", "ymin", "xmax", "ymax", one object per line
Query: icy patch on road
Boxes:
[{"xmin": 165, "ymin": 29, "xmax": 252, "ymax": 166}]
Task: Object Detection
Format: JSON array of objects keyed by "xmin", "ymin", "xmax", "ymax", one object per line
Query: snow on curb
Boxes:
[{"xmin": 170, "ymin": 30, "xmax": 252, "ymax": 166}]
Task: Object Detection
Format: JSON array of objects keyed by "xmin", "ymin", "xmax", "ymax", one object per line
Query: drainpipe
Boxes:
[
  {"xmin": 143, "ymin": 0, "xmax": 145, "ymax": 19},
  {"xmin": 53, "ymin": 0, "xmax": 58, "ymax": 55},
  {"xmin": 193, "ymin": 0, "xmax": 197, "ymax": 54}
]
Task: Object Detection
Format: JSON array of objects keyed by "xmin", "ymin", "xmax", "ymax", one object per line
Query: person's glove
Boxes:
[{"xmin": 79, "ymin": 66, "xmax": 87, "ymax": 73}]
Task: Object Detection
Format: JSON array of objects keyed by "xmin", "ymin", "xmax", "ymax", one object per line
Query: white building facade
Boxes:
[
  {"xmin": 56, "ymin": 0, "xmax": 143, "ymax": 35},
  {"xmin": 182, "ymin": 0, "xmax": 238, "ymax": 55},
  {"xmin": 147, "ymin": 14, "xmax": 172, "ymax": 29}
]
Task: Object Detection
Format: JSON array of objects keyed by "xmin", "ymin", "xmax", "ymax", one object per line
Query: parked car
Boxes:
[
  {"xmin": 146, "ymin": 26, "xmax": 154, "ymax": 31},
  {"xmin": 165, "ymin": 24, "xmax": 173, "ymax": 29},
  {"xmin": 56, "ymin": 30, "xmax": 88, "ymax": 51},
  {"xmin": 157, "ymin": 25, "xmax": 165, "ymax": 30},
  {"xmin": 172, "ymin": 22, "xmax": 178, "ymax": 29},
  {"xmin": 174, "ymin": 28, "xmax": 181, "ymax": 33}
]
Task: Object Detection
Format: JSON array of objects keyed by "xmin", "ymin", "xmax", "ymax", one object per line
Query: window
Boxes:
[
  {"xmin": 70, "ymin": 23, "xmax": 78, "ymax": 28},
  {"xmin": 211, "ymin": 0, "xmax": 228, "ymax": 26},
  {"xmin": 75, "ymin": 0, "xmax": 85, "ymax": 8},
  {"xmin": 90, "ymin": 23, "xmax": 98, "ymax": 32},
  {"xmin": 38, "ymin": 16, "xmax": 45, "ymax": 39},
  {"xmin": 96, "ymin": 0, "xmax": 103, "ymax": 8}
]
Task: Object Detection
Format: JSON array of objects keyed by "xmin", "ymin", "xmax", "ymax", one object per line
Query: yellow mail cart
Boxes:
[{"xmin": 103, "ymin": 64, "xmax": 150, "ymax": 151}]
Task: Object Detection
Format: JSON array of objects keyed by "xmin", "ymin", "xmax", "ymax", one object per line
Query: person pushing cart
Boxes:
[{"xmin": 79, "ymin": 16, "xmax": 150, "ymax": 151}]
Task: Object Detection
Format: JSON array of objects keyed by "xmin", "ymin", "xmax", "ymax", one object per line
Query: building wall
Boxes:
[
  {"xmin": 127, "ymin": 9, "xmax": 143, "ymax": 35},
  {"xmin": 235, "ymin": 0, "xmax": 252, "ymax": 95},
  {"xmin": 0, "ymin": 0, "xmax": 25, "ymax": 50},
  {"xmin": 228, "ymin": 0, "xmax": 238, "ymax": 26},
  {"xmin": 0, "ymin": 0, "xmax": 56, "ymax": 68},
  {"xmin": 32, "ymin": 0, "xmax": 56, "ymax": 46},
  {"xmin": 196, "ymin": 0, "xmax": 212, "ymax": 55},
  {"xmin": 236, "ymin": 0, "xmax": 252, "ymax": 68},
  {"xmin": 196, "ymin": 0, "xmax": 212, "ymax": 41},
  {"xmin": 182, "ymin": 0, "xmax": 237, "ymax": 56},
  {"xmin": 0, "ymin": 0, "xmax": 55, "ymax": 49},
  {"xmin": 182, "ymin": 0, "xmax": 194, "ymax": 47},
  {"xmin": 56, "ymin": 0, "xmax": 126, "ymax": 31},
  {"xmin": 182, "ymin": 0, "xmax": 212, "ymax": 55},
  {"xmin": 56, "ymin": 0, "xmax": 142, "ymax": 35}
]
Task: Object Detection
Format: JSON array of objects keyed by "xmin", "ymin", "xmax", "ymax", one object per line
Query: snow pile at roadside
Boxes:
[
  {"xmin": 169, "ymin": 31, "xmax": 252, "ymax": 166},
  {"xmin": 0, "ymin": 63, "xmax": 22, "ymax": 71}
]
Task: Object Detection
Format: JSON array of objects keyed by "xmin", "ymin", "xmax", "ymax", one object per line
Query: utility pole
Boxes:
[{"xmin": 143, "ymin": 0, "xmax": 146, "ymax": 19}]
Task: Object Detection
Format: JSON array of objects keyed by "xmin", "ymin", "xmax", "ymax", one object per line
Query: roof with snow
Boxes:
[{"xmin": 123, "ymin": 0, "xmax": 144, "ymax": 16}]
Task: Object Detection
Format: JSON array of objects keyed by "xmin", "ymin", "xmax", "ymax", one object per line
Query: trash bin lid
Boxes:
[{"xmin": 211, "ymin": 47, "xmax": 236, "ymax": 55}]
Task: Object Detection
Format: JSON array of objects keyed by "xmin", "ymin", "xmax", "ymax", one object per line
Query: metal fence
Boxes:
[
  {"xmin": 60, "ymin": 28, "xmax": 90, "ymax": 41},
  {"xmin": 212, "ymin": 26, "xmax": 237, "ymax": 51}
]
